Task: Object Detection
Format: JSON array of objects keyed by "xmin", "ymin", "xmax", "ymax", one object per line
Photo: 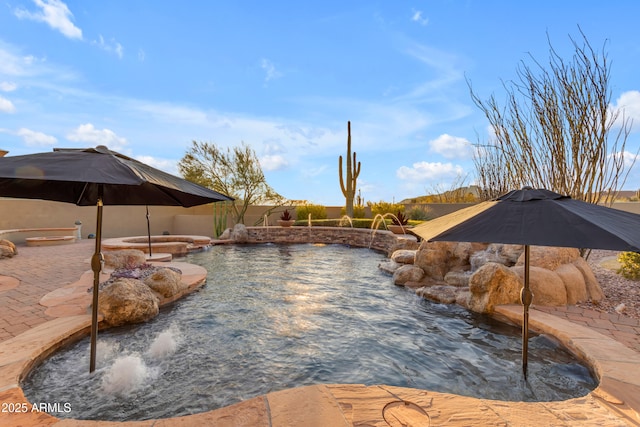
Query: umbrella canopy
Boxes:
[
  {"xmin": 0, "ymin": 145, "xmax": 227, "ymax": 207},
  {"xmin": 411, "ymin": 187, "xmax": 640, "ymax": 378},
  {"xmin": 0, "ymin": 145, "xmax": 234, "ymax": 372},
  {"xmin": 413, "ymin": 187, "xmax": 640, "ymax": 251}
]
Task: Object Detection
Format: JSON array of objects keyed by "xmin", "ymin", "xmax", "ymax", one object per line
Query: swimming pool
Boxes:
[{"xmin": 22, "ymin": 244, "xmax": 596, "ymax": 421}]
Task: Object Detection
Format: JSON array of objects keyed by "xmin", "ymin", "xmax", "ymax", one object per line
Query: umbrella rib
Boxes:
[{"xmin": 76, "ymin": 182, "xmax": 90, "ymax": 205}]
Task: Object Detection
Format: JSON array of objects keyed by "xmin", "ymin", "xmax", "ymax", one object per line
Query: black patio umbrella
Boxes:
[
  {"xmin": 411, "ymin": 187, "xmax": 640, "ymax": 378},
  {"xmin": 0, "ymin": 145, "xmax": 233, "ymax": 372}
]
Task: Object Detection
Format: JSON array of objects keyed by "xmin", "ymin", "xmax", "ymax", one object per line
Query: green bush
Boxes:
[
  {"xmin": 406, "ymin": 205, "xmax": 432, "ymax": 221},
  {"xmin": 617, "ymin": 252, "xmax": 640, "ymax": 280},
  {"xmin": 296, "ymin": 204, "xmax": 327, "ymax": 220},
  {"xmin": 368, "ymin": 201, "xmax": 404, "ymax": 217},
  {"xmin": 306, "ymin": 218, "xmax": 373, "ymax": 228},
  {"xmin": 340, "ymin": 205, "xmax": 367, "ymax": 218}
]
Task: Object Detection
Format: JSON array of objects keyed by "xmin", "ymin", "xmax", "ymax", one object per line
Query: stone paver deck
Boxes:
[{"xmin": 0, "ymin": 241, "xmax": 639, "ymax": 426}]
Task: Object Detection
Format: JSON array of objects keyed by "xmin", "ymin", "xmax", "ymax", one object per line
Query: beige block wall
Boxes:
[{"xmin": 2, "ymin": 198, "xmax": 639, "ymax": 239}]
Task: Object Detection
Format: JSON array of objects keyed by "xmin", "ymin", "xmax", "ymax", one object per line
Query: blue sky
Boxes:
[{"xmin": 1, "ymin": 1, "xmax": 640, "ymax": 205}]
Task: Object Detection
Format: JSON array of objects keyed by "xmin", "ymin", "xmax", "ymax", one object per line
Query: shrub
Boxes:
[
  {"xmin": 340, "ymin": 205, "xmax": 367, "ymax": 218},
  {"xmin": 368, "ymin": 201, "xmax": 404, "ymax": 217},
  {"xmin": 617, "ymin": 252, "xmax": 640, "ymax": 280},
  {"xmin": 296, "ymin": 204, "xmax": 327, "ymax": 220},
  {"xmin": 406, "ymin": 205, "xmax": 432, "ymax": 221}
]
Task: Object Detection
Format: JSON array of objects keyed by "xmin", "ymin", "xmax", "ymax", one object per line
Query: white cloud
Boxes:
[
  {"xmin": 411, "ymin": 10, "xmax": 429, "ymax": 26},
  {"xmin": 92, "ymin": 35, "xmax": 124, "ymax": 59},
  {"xmin": 16, "ymin": 128, "xmax": 58, "ymax": 146},
  {"xmin": 14, "ymin": 0, "xmax": 82, "ymax": 40},
  {"xmin": 396, "ymin": 161, "xmax": 464, "ymax": 181},
  {"xmin": 0, "ymin": 82, "xmax": 17, "ymax": 92},
  {"xmin": 0, "ymin": 96, "xmax": 16, "ymax": 113},
  {"xmin": 138, "ymin": 49, "xmax": 146, "ymax": 62},
  {"xmin": 135, "ymin": 155, "xmax": 179, "ymax": 176},
  {"xmin": 259, "ymin": 142, "xmax": 289, "ymax": 171},
  {"xmin": 611, "ymin": 90, "xmax": 640, "ymax": 132},
  {"xmin": 259, "ymin": 154, "xmax": 289, "ymax": 171},
  {"xmin": 260, "ymin": 58, "xmax": 282, "ymax": 83},
  {"xmin": 428, "ymin": 134, "xmax": 473, "ymax": 159},
  {"xmin": 301, "ymin": 164, "xmax": 328, "ymax": 179},
  {"xmin": 610, "ymin": 150, "xmax": 640, "ymax": 170},
  {"xmin": 66, "ymin": 123, "xmax": 127, "ymax": 150}
]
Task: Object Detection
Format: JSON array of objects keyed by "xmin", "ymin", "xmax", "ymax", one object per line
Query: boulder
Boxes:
[
  {"xmin": 515, "ymin": 246, "xmax": 580, "ymax": 271},
  {"xmin": 231, "ymin": 224, "xmax": 249, "ymax": 243},
  {"xmin": 388, "ymin": 238, "xmax": 420, "ymax": 254},
  {"xmin": 414, "ymin": 241, "xmax": 456, "ymax": 281},
  {"xmin": 0, "ymin": 239, "xmax": 17, "ymax": 259},
  {"xmin": 378, "ymin": 259, "xmax": 401, "ymax": 275},
  {"xmin": 468, "ymin": 262, "xmax": 522, "ymax": 314},
  {"xmin": 391, "ymin": 249, "xmax": 416, "ymax": 265},
  {"xmin": 573, "ymin": 256, "xmax": 604, "ymax": 302},
  {"xmin": 393, "ymin": 265, "xmax": 425, "ymax": 286},
  {"xmin": 417, "ymin": 285, "xmax": 459, "ymax": 304},
  {"xmin": 511, "ymin": 266, "xmax": 567, "ymax": 306},
  {"xmin": 218, "ymin": 228, "xmax": 232, "ymax": 240},
  {"xmin": 444, "ymin": 270, "xmax": 472, "ymax": 287},
  {"xmin": 449, "ymin": 242, "xmax": 487, "ymax": 270},
  {"xmin": 499, "ymin": 244, "xmax": 524, "ymax": 265},
  {"xmin": 455, "ymin": 289, "xmax": 471, "ymax": 308},
  {"xmin": 98, "ymin": 278, "xmax": 159, "ymax": 326},
  {"xmin": 555, "ymin": 263, "xmax": 587, "ymax": 304},
  {"xmin": 144, "ymin": 267, "xmax": 182, "ymax": 299},
  {"xmin": 103, "ymin": 249, "xmax": 146, "ymax": 270}
]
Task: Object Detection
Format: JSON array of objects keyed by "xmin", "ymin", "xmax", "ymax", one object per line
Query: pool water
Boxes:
[{"xmin": 22, "ymin": 244, "xmax": 596, "ymax": 421}]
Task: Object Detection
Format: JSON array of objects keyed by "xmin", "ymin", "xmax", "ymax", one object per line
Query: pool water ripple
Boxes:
[{"xmin": 22, "ymin": 243, "xmax": 596, "ymax": 421}]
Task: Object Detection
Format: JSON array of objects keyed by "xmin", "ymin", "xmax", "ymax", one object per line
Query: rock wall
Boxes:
[
  {"xmin": 386, "ymin": 241, "xmax": 604, "ymax": 314},
  {"xmin": 237, "ymin": 225, "xmax": 419, "ymax": 255}
]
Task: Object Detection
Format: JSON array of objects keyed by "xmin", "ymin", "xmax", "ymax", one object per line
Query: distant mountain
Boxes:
[{"xmin": 401, "ymin": 185, "xmax": 482, "ymax": 204}]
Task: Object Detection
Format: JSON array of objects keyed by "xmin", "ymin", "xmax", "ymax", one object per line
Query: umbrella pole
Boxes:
[
  {"xmin": 89, "ymin": 195, "xmax": 104, "ymax": 373},
  {"xmin": 146, "ymin": 206, "xmax": 152, "ymax": 256},
  {"xmin": 521, "ymin": 245, "xmax": 533, "ymax": 380}
]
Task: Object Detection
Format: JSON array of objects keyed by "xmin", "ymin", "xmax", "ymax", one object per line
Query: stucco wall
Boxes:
[{"xmin": 1, "ymin": 198, "xmax": 639, "ymax": 239}]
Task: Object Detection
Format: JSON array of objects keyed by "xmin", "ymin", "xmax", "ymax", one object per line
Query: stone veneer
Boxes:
[{"xmin": 242, "ymin": 226, "xmax": 418, "ymax": 255}]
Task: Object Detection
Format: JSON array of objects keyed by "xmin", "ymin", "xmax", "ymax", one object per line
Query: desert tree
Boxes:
[
  {"xmin": 179, "ymin": 141, "xmax": 285, "ymax": 224},
  {"xmin": 470, "ymin": 28, "xmax": 634, "ymax": 204}
]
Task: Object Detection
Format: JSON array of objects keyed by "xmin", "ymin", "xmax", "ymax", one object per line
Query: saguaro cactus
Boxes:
[{"xmin": 339, "ymin": 121, "xmax": 361, "ymax": 218}]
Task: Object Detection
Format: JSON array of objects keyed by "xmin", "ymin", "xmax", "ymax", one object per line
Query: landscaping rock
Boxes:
[
  {"xmin": 516, "ymin": 246, "xmax": 580, "ymax": 271},
  {"xmin": 511, "ymin": 265, "xmax": 567, "ymax": 306},
  {"xmin": 98, "ymin": 278, "xmax": 159, "ymax": 326},
  {"xmin": 417, "ymin": 285, "xmax": 459, "ymax": 304},
  {"xmin": 378, "ymin": 259, "xmax": 401, "ymax": 275},
  {"xmin": 144, "ymin": 267, "xmax": 182, "ymax": 298},
  {"xmin": 444, "ymin": 270, "xmax": 471, "ymax": 287},
  {"xmin": 103, "ymin": 249, "xmax": 146, "ymax": 270},
  {"xmin": 451, "ymin": 242, "xmax": 488, "ymax": 270},
  {"xmin": 388, "ymin": 238, "xmax": 420, "ymax": 254},
  {"xmin": 393, "ymin": 265, "xmax": 425, "ymax": 286},
  {"xmin": 0, "ymin": 239, "xmax": 17, "ymax": 258},
  {"xmin": 470, "ymin": 244, "xmax": 511, "ymax": 269},
  {"xmin": 468, "ymin": 262, "xmax": 522, "ymax": 314},
  {"xmin": 555, "ymin": 263, "xmax": 588, "ymax": 304},
  {"xmin": 573, "ymin": 256, "xmax": 604, "ymax": 303},
  {"xmin": 219, "ymin": 228, "xmax": 232, "ymax": 240},
  {"xmin": 391, "ymin": 249, "xmax": 416, "ymax": 264},
  {"xmin": 414, "ymin": 241, "xmax": 455, "ymax": 281},
  {"xmin": 231, "ymin": 224, "xmax": 249, "ymax": 243}
]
